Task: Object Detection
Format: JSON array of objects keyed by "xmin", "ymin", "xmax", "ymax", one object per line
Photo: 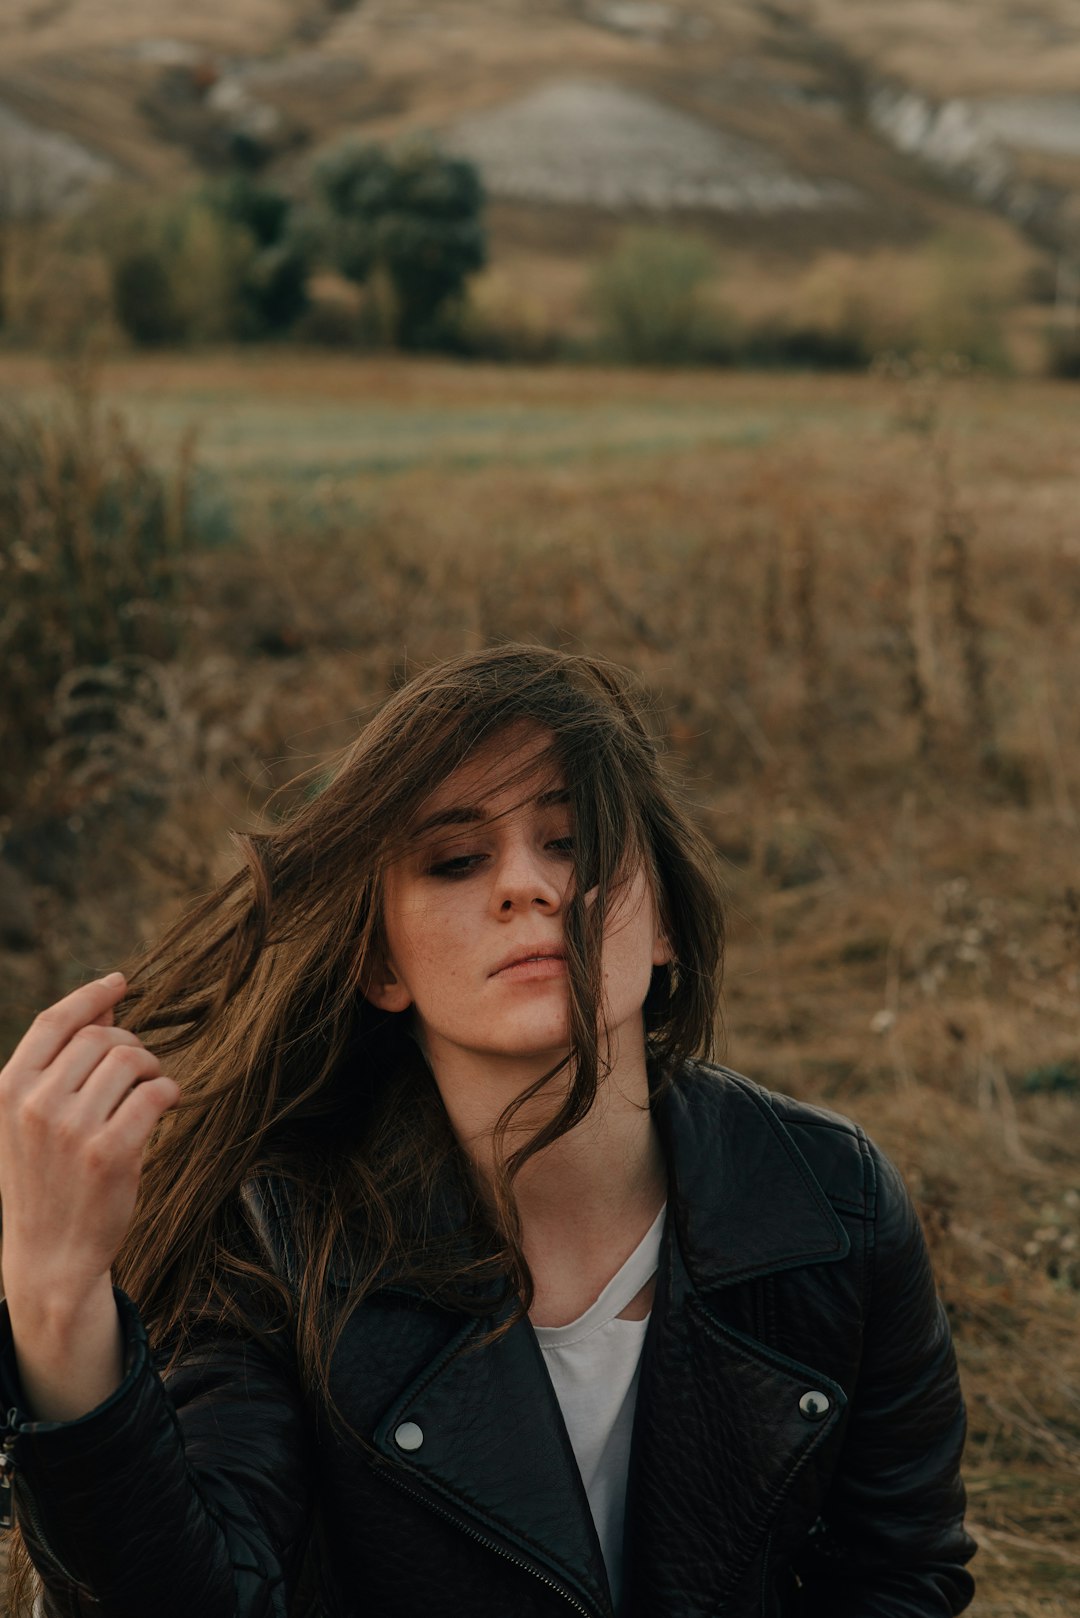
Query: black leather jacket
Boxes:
[{"xmin": 0, "ymin": 1064, "xmax": 976, "ymax": 1617}]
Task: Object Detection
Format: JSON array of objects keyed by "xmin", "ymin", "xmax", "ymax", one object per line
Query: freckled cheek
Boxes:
[{"xmin": 399, "ymin": 906, "xmax": 476, "ymax": 998}]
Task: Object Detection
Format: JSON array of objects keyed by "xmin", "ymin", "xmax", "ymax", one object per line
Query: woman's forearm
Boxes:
[
  {"xmin": 0, "ymin": 972, "xmax": 177, "ymax": 1425},
  {"xmin": 0, "ymin": 1289, "xmax": 310, "ymax": 1618}
]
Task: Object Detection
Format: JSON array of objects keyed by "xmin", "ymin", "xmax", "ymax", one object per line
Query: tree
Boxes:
[
  {"xmin": 202, "ymin": 176, "xmax": 310, "ymax": 338},
  {"xmin": 312, "ymin": 135, "xmax": 486, "ymax": 348}
]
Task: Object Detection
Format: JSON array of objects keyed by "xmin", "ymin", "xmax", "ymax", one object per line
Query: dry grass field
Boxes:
[{"xmin": 1, "ymin": 351, "xmax": 1079, "ymax": 1613}]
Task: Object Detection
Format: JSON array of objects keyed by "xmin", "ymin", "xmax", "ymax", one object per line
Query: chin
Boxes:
[{"xmin": 486, "ymin": 1033, "xmax": 571, "ymax": 1066}]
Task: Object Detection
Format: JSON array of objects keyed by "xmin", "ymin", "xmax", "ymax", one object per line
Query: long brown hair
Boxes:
[{"xmin": 9, "ymin": 644, "xmax": 725, "ymax": 1609}]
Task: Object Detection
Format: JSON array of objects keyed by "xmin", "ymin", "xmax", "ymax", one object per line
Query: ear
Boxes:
[
  {"xmin": 363, "ymin": 959, "xmax": 413, "ymax": 1014},
  {"xmin": 651, "ymin": 927, "xmax": 674, "ymax": 969}
]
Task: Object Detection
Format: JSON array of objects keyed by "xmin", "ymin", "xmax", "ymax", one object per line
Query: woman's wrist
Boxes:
[{"xmin": 6, "ymin": 1272, "xmax": 125, "ymax": 1422}]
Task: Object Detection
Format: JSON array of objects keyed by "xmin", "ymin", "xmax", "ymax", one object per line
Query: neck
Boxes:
[{"xmin": 427, "ymin": 1029, "xmax": 667, "ymax": 1243}]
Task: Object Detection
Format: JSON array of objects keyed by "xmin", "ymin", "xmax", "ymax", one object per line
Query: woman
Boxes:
[{"xmin": 0, "ymin": 644, "xmax": 975, "ymax": 1617}]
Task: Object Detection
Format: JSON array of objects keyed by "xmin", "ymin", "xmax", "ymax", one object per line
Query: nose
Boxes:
[{"xmin": 491, "ymin": 838, "xmax": 565, "ymax": 916}]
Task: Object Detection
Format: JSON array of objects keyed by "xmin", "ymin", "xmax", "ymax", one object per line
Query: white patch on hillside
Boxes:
[
  {"xmin": 868, "ymin": 86, "xmax": 1013, "ymax": 203},
  {"xmin": 126, "ymin": 39, "xmax": 203, "ymax": 66},
  {"xmin": 589, "ymin": 1, "xmax": 677, "ymax": 37},
  {"xmin": 866, "ymin": 82, "xmax": 1070, "ymax": 229},
  {"xmin": 0, "ymin": 103, "xmax": 114, "ymax": 216},
  {"xmin": 969, "ymin": 95, "xmax": 1080, "ymax": 160},
  {"xmin": 584, "ymin": 2, "xmax": 710, "ymax": 42},
  {"xmin": 444, "ymin": 79, "xmax": 861, "ymax": 213}
]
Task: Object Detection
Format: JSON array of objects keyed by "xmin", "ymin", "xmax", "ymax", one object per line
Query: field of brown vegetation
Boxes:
[{"xmin": 1, "ymin": 352, "xmax": 1078, "ymax": 1613}]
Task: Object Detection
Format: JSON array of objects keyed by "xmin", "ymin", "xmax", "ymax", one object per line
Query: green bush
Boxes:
[
  {"xmin": 1046, "ymin": 326, "xmax": 1080, "ymax": 379},
  {"xmin": 738, "ymin": 320, "xmax": 871, "ymax": 371},
  {"xmin": 311, "ymin": 135, "xmax": 487, "ymax": 349},
  {"xmin": 111, "ymin": 249, "xmax": 186, "ymax": 345},
  {"xmin": 104, "ymin": 180, "xmax": 311, "ymax": 346},
  {"xmin": 105, "ymin": 195, "xmax": 245, "ymax": 344},
  {"xmin": 201, "ymin": 176, "xmax": 311, "ymax": 337},
  {"xmin": 731, "ymin": 235, "xmax": 1016, "ymax": 376},
  {"xmin": 589, "ymin": 229, "xmax": 722, "ymax": 365},
  {"xmin": 239, "ymin": 241, "xmax": 310, "ymax": 337},
  {"xmin": 916, "ymin": 230, "xmax": 1011, "ymax": 370}
]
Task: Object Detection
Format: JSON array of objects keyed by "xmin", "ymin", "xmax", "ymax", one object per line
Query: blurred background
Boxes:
[{"xmin": 1, "ymin": 2, "xmax": 1078, "ymax": 1610}]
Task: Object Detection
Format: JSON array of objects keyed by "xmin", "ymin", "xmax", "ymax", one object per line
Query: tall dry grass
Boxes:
[
  {"xmin": 0, "ymin": 357, "xmax": 1077, "ymax": 1614},
  {"xmin": 0, "ymin": 366, "xmax": 203, "ymax": 818}
]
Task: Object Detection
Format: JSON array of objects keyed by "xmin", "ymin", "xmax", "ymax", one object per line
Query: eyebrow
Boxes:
[{"xmin": 410, "ymin": 787, "xmax": 571, "ymax": 840}]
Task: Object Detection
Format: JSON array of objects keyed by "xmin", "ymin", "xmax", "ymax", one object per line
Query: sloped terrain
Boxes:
[
  {"xmin": 0, "ymin": 0, "xmax": 1078, "ymax": 263},
  {"xmin": 443, "ymin": 79, "xmax": 860, "ymax": 212}
]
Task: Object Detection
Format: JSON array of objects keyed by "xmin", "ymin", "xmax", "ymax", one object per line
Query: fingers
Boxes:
[
  {"xmin": 106, "ymin": 1076, "xmax": 181, "ymax": 1153},
  {"xmin": 63, "ymin": 1044, "xmax": 168, "ymax": 1131},
  {"xmin": 35, "ymin": 1025, "xmax": 148, "ymax": 1100},
  {"xmin": 5, "ymin": 975, "xmax": 127, "ymax": 1078},
  {"xmin": 60, "ymin": 1074, "xmax": 181, "ymax": 1178}
]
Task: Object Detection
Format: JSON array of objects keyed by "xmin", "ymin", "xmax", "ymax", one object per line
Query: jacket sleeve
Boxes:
[
  {"xmin": 0, "ymin": 1287, "xmax": 314, "ymax": 1618},
  {"xmin": 795, "ymin": 1142, "xmax": 977, "ymax": 1618}
]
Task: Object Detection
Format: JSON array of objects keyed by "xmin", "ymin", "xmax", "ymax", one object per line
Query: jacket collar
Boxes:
[
  {"xmin": 371, "ymin": 1061, "xmax": 849, "ymax": 1306},
  {"xmin": 652, "ymin": 1062, "xmax": 850, "ymax": 1288},
  {"xmin": 364, "ymin": 1063, "xmax": 853, "ymax": 1618},
  {"xmin": 243, "ymin": 1063, "xmax": 850, "ymax": 1302}
]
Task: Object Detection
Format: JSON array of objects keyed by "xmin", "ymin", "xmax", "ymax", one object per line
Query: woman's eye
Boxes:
[
  {"xmin": 547, "ymin": 837, "xmax": 574, "ymax": 855},
  {"xmin": 427, "ymin": 854, "xmax": 484, "ymax": 879}
]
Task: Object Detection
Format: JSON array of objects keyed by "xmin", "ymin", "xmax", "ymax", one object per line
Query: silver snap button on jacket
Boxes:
[
  {"xmin": 798, "ymin": 1391, "xmax": 831, "ymax": 1421},
  {"xmin": 394, "ymin": 1421, "xmax": 424, "ymax": 1451}
]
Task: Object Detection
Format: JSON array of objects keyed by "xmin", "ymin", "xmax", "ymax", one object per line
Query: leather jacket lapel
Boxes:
[
  {"xmin": 617, "ymin": 1069, "xmax": 853, "ymax": 1616},
  {"xmin": 371, "ymin": 1298, "xmax": 612, "ymax": 1617},
  {"xmin": 652, "ymin": 1066, "xmax": 851, "ymax": 1287},
  {"xmin": 622, "ymin": 1212, "xmax": 847, "ymax": 1618}
]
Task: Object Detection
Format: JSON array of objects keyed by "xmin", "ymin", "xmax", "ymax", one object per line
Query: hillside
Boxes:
[{"xmin": 2, "ymin": 0, "xmax": 1080, "ymax": 274}]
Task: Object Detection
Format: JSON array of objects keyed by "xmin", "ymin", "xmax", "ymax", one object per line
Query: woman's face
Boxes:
[{"xmin": 367, "ymin": 726, "xmax": 671, "ymax": 1076}]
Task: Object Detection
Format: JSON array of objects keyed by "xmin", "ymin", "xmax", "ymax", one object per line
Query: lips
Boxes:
[{"xmin": 490, "ymin": 947, "xmax": 566, "ymax": 977}]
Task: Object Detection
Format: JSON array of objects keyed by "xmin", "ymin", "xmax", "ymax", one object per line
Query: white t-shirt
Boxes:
[{"xmin": 532, "ymin": 1204, "xmax": 666, "ymax": 1612}]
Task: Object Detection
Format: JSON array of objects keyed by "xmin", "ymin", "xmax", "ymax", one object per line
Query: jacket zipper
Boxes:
[
  {"xmin": 383, "ymin": 1466, "xmax": 602, "ymax": 1618},
  {"xmin": 757, "ymin": 1530, "xmax": 773, "ymax": 1617},
  {"xmin": 1, "ymin": 1413, "xmax": 100, "ymax": 1601}
]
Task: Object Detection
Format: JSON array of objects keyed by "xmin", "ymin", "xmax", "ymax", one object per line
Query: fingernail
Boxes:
[{"xmin": 103, "ymin": 971, "xmax": 125, "ymax": 986}]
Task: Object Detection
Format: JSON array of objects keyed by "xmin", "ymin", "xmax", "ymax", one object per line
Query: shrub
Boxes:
[
  {"xmin": 1046, "ymin": 326, "xmax": 1080, "ymax": 379},
  {"xmin": 311, "ymin": 135, "xmax": 487, "ymax": 349},
  {"xmin": 589, "ymin": 229, "xmax": 722, "ymax": 365},
  {"xmin": 739, "ymin": 320, "xmax": 870, "ymax": 371},
  {"xmin": 238, "ymin": 240, "xmax": 310, "ymax": 337},
  {"xmin": 291, "ymin": 286, "xmax": 363, "ymax": 348},
  {"xmin": 3, "ymin": 238, "xmax": 114, "ymax": 354},
  {"xmin": 917, "ymin": 230, "xmax": 1011, "ymax": 370},
  {"xmin": 200, "ymin": 176, "xmax": 311, "ymax": 337},
  {"xmin": 0, "ymin": 378, "xmax": 223, "ymax": 815},
  {"xmin": 768, "ymin": 236, "xmax": 1015, "ymax": 373},
  {"xmin": 205, "ymin": 175, "xmax": 291, "ymax": 249},
  {"xmin": 111, "ymin": 248, "xmax": 186, "ymax": 345},
  {"xmin": 105, "ymin": 195, "xmax": 247, "ymax": 345},
  {"xmin": 104, "ymin": 181, "xmax": 311, "ymax": 346},
  {"xmin": 166, "ymin": 197, "xmax": 255, "ymax": 342},
  {"xmin": 454, "ymin": 268, "xmax": 565, "ymax": 362}
]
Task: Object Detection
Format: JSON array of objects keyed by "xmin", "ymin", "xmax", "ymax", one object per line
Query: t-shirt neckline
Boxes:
[{"xmin": 532, "ymin": 1202, "xmax": 667, "ymax": 1349}]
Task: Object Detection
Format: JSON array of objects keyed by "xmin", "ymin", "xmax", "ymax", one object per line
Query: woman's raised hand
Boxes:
[{"xmin": 0, "ymin": 973, "xmax": 180, "ymax": 1419}]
